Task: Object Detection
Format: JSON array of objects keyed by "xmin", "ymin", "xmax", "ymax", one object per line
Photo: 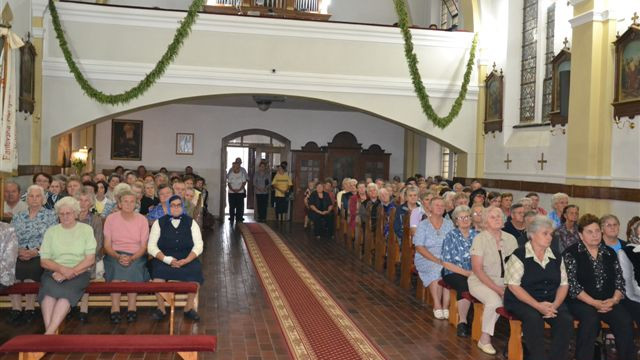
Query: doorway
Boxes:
[{"xmin": 220, "ymin": 129, "xmax": 291, "ymax": 220}]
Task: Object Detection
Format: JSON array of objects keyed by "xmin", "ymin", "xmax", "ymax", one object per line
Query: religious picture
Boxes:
[
  {"xmin": 487, "ymin": 79, "xmax": 501, "ymax": 121},
  {"xmin": 484, "ymin": 66, "xmax": 503, "ymax": 132},
  {"xmin": 176, "ymin": 133, "xmax": 194, "ymax": 155},
  {"xmin": 620, "ymin": 39, "xmax": 640, "ymax": 101},
  {"xmin": 111, "ymin": 119, "xmax": 142, "ymax": 161}
]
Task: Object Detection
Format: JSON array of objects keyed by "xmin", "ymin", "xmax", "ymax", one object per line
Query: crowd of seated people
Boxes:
[
  {"xmin": 1, "ymin": 165, "xmax": 209, "ymax": 333},
  {"xmin": 307, "ymin": 174, "xmax": 640, "ymax": 358}
]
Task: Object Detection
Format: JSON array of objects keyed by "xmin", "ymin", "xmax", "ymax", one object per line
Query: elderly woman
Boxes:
[
  {"xmin": 308, "ymin": 182, "xmax": 334, "ymax": 239},
  {"xmin": 441, "ymin": 205, "xmax": 477, "ymax": 337},
  {"xmin": 9, "ymin": 185, "xmax": 58, "ymax": 324},
  {"xmin": 504, "ymin": 216, "xmax": 573, "ymax": 360},
  {"xmin": 348, "ymin": 182, "xmax": 368, "ymax": 231},
  {"xmin": 147, "ymin": 184, "xmax": 175, "ymax": 222},
  {"xmin": 74, "ymin": 189, "xmax": 104, "ymax": 322},
  {"xmin": 618, "ymin": 219, "xmax": 640, "ymax": 327},
  {"xmin": 600, "ymin": 214, "xmax": 625, "ymax": 252},
  {"xmin": 467, "ymin": 206, "xmax": 518, "ymax": 355},
  {"xmin": 551, "ymin": 204, "xmax": 579, "ymax": 254},
  {"xmin": 563, "ymin": 214, "xmax": 635, "ymax": 360},
  {"xmin": 394, "ymin": 185, "xmax": 419, "ymax": 243},
  {"xmin": 502, "ymin": 203, "xmax": 527, "ymax": 246},
  {"xmin": 102, "ymin": 183, "xmax": 132, "ymax": 218},
  {"xmin": 103, "ymin": 189, "xmax": 150, "ymax": 324},
  {"xmin": 548, "ymin": 192, "xmax": 569, "ymax": 229},
  {"xmin": 409, "ymin": 191, "xmax": 433, "ymax": 234},
  {"xmin": 149, "ymin": 195, "xmax": 203, "ymax": 321},
  {"xmin": 140, "ymin": 181, "xmax": 159, "ymax": 216},
  {"xmin": 413, "ymin": 196, "xmax": 454, "ymax": 320},
  {"xmin": 0, "ymin": 223, "xmax": 19, "ymax": 291},
  {"xmin": 471, "ymin": 204, "xmax": 484, "ymax": 231},
  {"xmin": 38, "ymin": 197, "xmax": 96, "ymax": 334}
]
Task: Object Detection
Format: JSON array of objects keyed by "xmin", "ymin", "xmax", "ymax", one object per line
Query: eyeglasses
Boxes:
[
  {"xmin": 456, "ymin": 216, "xmax": 471, "ymax": 221},
  {"xmin": 604, "ymin": 223, "xmax": 619, "ymax": 228},
  {"xmin": 170, "ymin": 204, "xmax": 183, "ymax": 208}
]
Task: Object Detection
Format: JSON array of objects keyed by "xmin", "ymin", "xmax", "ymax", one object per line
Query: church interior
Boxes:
[{"xmin": 0, "ymin": 0, "xmax": 639, "ymax": 359}]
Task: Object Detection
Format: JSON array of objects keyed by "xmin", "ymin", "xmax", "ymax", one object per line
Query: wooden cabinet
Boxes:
[{"xmin": 291, "ymin": 132, "xmax": 390, "ymax": 222}]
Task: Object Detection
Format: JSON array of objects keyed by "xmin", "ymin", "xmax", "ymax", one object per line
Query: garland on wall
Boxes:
[
  {"xmin": 48, "ymin": 0, "xmax": 206, "ymax": 106},
  {"xmin": 393, "ymin": 0, "xmax": 478, "ymax": 129}
]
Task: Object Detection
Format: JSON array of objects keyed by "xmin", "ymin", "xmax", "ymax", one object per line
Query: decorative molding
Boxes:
[
  {"xmin": 32, "ymin": 27, "xmax": 45, "ymax": 39},
  {"xmin": 46, "ymin": 1, "xmax": 475, "ymax": 49},
  {"xmin": 42, "ymin": 57, "xmax": 479, "ymax": 100},
  {"xmin": 31, "ymin": 0, "xmax": 49, "ymax": 18},
  {"xmin": 567, "ymin": 0, "xmax": 587, "ymax": 6},
  {"xmin": 569, "ymin": 10, "xmax": 611, "ymax": 28}
]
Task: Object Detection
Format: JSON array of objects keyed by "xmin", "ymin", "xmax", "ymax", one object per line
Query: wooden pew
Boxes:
[
  {"xmin": 462, "ymin": 292, "xmax": 484, "ymax": 342},
  {"xmin": 0, "ymin": 281, "xmax": 198, "ymax": 335},
  {"xmin": 386, "ymin": 207, "xmax": 399, "ymax": 282},
  {"xmin": 355, "ymin": 214, "xmax": 364, "ymax": 259},
  {"xmin": 374, "ymin": 205, "xmax": 386, "ymax": 274},
  {"xmin": 399, "ymin": 211, "xmax": 413, "ymax": 290},
  {"xmin": 333, "ymin": 205, "xmax": 341, "ymax": 240},
  {"xmin": 438, "ymin": 279, "xmax": 459, "ymax": 327},
  {"xmin": 363, "ymin": 203, "xmax": 374, "ymax": 266},
  {"xmin": 0, "ymin": 334, "xmax": 217, "ymax": 360}
]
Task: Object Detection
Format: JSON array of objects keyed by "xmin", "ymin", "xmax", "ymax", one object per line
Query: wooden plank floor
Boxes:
[{"xmin": 0, "ymin": 221, "xmax": 511, "ymax": 360}]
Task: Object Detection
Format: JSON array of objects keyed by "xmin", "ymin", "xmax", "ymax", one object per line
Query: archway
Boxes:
[{"xmin": 219, "ymin": 129, "xmax": 291, "ymax": 220}]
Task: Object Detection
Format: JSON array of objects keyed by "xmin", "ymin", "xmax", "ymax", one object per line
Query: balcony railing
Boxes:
[{"xmin": 204, "ymin": 0, "xmax": 331, "ymax": 21}]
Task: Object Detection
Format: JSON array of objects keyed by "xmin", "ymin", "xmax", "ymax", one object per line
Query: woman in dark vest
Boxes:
[
  {"xmin": 148, "ymin": 195, "xmax": 203, "ymax": 322},
  {"xmin": 504, "ymin": 216, "xmax": 573, "ymax": 360},
  {"xmin": 563, "ymin": 214, "xmax": 635, "ymax": 360},
  {"xmin": 618, "ymin": 218, "xmax": 640, "ymax": 327},
  {"xmin": 307, "ymin": 182, "xmax": 334, "ymax": 239}
]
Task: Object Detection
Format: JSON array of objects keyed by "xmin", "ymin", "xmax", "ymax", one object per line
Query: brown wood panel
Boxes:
[
  {"xmin": 17, "ymin": 165, "xmax": 62, "ymax": 176},
  {"xmin": 453, "ymin": 177, "xmax": 640, "ymax": 202}
]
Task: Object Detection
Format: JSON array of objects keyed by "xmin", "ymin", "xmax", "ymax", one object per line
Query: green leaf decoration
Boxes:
[
  {"xmin": 48, "ymin": 0, "xmax": 206, "ymax": 105},
  {"xmin": 393, "ymin": 0, "xmax": 478, "ymax": 129}
]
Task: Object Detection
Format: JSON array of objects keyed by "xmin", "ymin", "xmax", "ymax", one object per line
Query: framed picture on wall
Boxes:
[
  {"xmin": 613, "ymin": 22, "xmax": 640, "ymax": 119},
  {"xmin": 111, "ymin": 119, "xmax": 143, "ymax": 161},
  {"xmin": 484, "ymin": 64, "xmax": 504, "ymax": 133},
  {"xmin": 176, "ymin": 133, "xmax": 194, "ymax": 155}
]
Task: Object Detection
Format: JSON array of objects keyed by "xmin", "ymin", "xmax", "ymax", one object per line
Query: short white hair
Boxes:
[
  {"xmin": 551, "ymin": 192, "xmax": 569, "ymax": 206},
  {"xmin": 55, "ymin": 196, "xmax": 81, "ymax": 216},
  {"xmin": 26, "ymin": 185, "xmax": 47, "ymax": 205}
]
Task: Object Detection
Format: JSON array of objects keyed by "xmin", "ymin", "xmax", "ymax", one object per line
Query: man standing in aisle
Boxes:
[{"xmin": 227, "ymin": 160, "xmax": 247, "ymax": 223}]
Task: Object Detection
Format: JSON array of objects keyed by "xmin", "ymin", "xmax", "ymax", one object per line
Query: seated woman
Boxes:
[
  {"xmin": 307, "ymin": 182, "xmax": 334, "ymax": 239},
  {"xmin": 9, "ymin": 185, "xmax": 58, "ymax": 324},
  {"xmin": 148, "ymin": 195, "xmax": 203, "ymax": 321},
  {"xmin": 102, "ymin": 183, "xmax": 132, "ymax": 218},
  {"xmin": 0, "ymin": 222, "xmax": 19, "ymax": 291},
  {"xmin": 413, "ymin": 196, "xmax": 454, "ymax": 320},
  {"xmin": 38, "ymin": 197, "xmax": 96, "ymax": 334},
  {"xmin": 75, "ymin": 189, "xmax": 104, "ymax": 322},
  {"xmin": 140, "ymin": 181, "xmax": 159, "ymax": 216},
  {"xmin": 94, "ymin": 180, "xmax": 112, "ymax": 216},
  {"xmin": 409, "ymin": 191, "xmax": 433, "ymax": 235},
  {"xmin": 441, "ymin": 205, "xmax": 477, "ymax": 337},
  {"xmin": 394, "ymin": 185, "xmax": 419, "ymax": 244},
  {"xmin": 563, "ymin": 214, "xmax": 635, "ymax": 360},
  {"xmin": 504, "ymin": 216, "xmax": 573, "ymax": 360},
  {"xmin": 551, "ymin": 204, "xmax": 579, "ymax": 254},
  {"xmin": 103, "ymin": 189, "xmax": 150, "ymax": 324},
  {"xmin": 147, "ymin": 184, "xmax": 174, "ymax": 222},
  {"xmin": 467, "ymin": 206, "xmax": 518, "ymax": 355},
  {"xmin": 619, "ymin": 219, "xmax": 640, "ymax": 326}
]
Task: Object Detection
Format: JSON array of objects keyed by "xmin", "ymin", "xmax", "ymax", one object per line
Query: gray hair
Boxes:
[
  {"xmin": 55, "ymin": 196, "xmax": 81, "ymax": 216},
  {"xmin": 26, "ymin": 185, "xmax": 47, "ymax": 205},
  {"xmin": 510, "ymin": 203, "xmax": 524, "ymax": 213},
  {"xmin": 74, "ymin": 188, "xmax": 96, "ymax": 206},
  {"xmin": 518, "ymin": 197, "xmax": 532, "ymax": 206},
  {"xmin": 526, "ymin": 215, "xmax": 554, "ymax": 240},
  {"xmin": 599, "ymin": 214, "xmax": 619, "ymax": 228},
  {"xmin": 113, "ymin": 183, "xmax": 132, "ymax": 202},
  {"xmin": 452, "ymin": 205, "xmax": 471, "ymax": 223},
  {"xmin": 404, "ymin": 185, "xmax": 419, "ymax": 196},
  {"xmin": 5, "ymin": 180, "xmax": 20, "ymax": 192},
  {"xmin": 551, "ymin": 192, "xmax": 569, "ymax": 207},
  {"xmin": 482, "ymin": 206, "xmax": 503, "ymax": 226},
  {"xmin": 116, "ymin": 189, "xmax": 136, "ymax": 203}
]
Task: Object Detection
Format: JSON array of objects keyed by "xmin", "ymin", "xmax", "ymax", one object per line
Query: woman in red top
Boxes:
[{"xmin": 349, "ymin": 182, "xmax": 367, "ymax": 230}]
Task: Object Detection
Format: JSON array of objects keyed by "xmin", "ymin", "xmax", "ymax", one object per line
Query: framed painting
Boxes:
[
  {"xmin": 549, "ymin": 46, "xmax": 571, "ymax": 127},
  {"xmin": 484, "ymin": 65, "xmax": 504, "ymax": 133},
  {"xmin": 613, "ymin": 22, "xmax": 640, "ymax": 119},
  {"xmin": 176, "ymin": 133, "xmax": 194, "ymax": 155},
  {"xmin": 111, "ymin": 119, "xmax": 143, "ymax": 161}
]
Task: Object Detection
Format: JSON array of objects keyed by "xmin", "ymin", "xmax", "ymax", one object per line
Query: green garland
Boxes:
[
  {"xmin": 393, "ymin": 0, "xmax": 477, "ymax": 129},
  {"xmin": 48, "ymin": 0, "xmax": 205, "ymax": 105}
]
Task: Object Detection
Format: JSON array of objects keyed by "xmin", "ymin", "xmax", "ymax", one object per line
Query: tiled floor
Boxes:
[{"xmin": 1, "ymin": 221, "xmax": 511, "ymax": 360}]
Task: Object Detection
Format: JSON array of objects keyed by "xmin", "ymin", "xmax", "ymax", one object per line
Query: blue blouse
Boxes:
[
  {"xmin": 413, "ymin": 217, "xmax": 455, "ymax": 272},
  {"xmin": 11, "ymin": 207, "xmax": 58, "ymax": 249},
  {"xmin": 441, "ymin": 228, "xmax": 478, "ymax": 276}
]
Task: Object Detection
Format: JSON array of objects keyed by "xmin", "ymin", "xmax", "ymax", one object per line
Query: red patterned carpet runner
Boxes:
[{"xmin": 239, "ymin": 223, "xmax": 386, "ymax": 360}]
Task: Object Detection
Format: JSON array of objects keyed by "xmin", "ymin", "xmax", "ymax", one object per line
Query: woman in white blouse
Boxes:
[{"xmin": 148, "ymin": 195, "xmax": 203, "ymax": 322}]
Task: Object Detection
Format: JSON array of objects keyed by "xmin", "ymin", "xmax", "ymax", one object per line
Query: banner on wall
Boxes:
[{"xmin": 0, "ymin": 28, "xmax": 24, "ymax": 174}]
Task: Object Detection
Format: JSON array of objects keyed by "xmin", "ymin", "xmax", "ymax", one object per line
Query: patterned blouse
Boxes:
[
  {"xmin": 441, "ymin": 228, "xmax": 478, "ymax": 276},
  {"xmin": 552, "ymin": 223, "xmax": 580, "ymax": 253},
  {"xmin": 564, "ymin": 241, "xmax": 625, "ymax": 299},
  {"xmin": 11, "ymin": 207, "xmax": 58, "ymax": 249},
  {"xmin": 0, "ymin": 223, "xmax": 19, "ymax": 287}
]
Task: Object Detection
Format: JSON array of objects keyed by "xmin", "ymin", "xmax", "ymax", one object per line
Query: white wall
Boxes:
[
  {"xmin": 94, "ymin": 103, "xmax": 405, "ymax": 215},
  {"xmin": 38, "ymin": 1, "xmax": 479, "ymax": 176},
  {"xmin": 425, "ymin": 137, "xmax": 442, "ymax": 177}
]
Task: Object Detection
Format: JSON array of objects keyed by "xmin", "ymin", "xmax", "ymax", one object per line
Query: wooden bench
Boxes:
[
  {"xmin": 0, "ymin": 334, "xmax": 216, "ymax": 360},
  {"xmin": 461, "ymin": 291, "xmax": 484, "ymax": 342},
  {"xmin": 0, "ymin": 281, "xmax": 198, "ymax": 334},
  {"xmin": 438, "ymin": 279, "xmax": 460, "ymax": 327}
]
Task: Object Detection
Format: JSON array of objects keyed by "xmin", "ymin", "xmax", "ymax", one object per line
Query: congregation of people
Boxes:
[
  {"xmin": 0, "ymin": 165, "xmax": 209, "ymax": 334},
  {"xmin": 301, "ymin": 174, "xmax": 640, "ymax": 359}
]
